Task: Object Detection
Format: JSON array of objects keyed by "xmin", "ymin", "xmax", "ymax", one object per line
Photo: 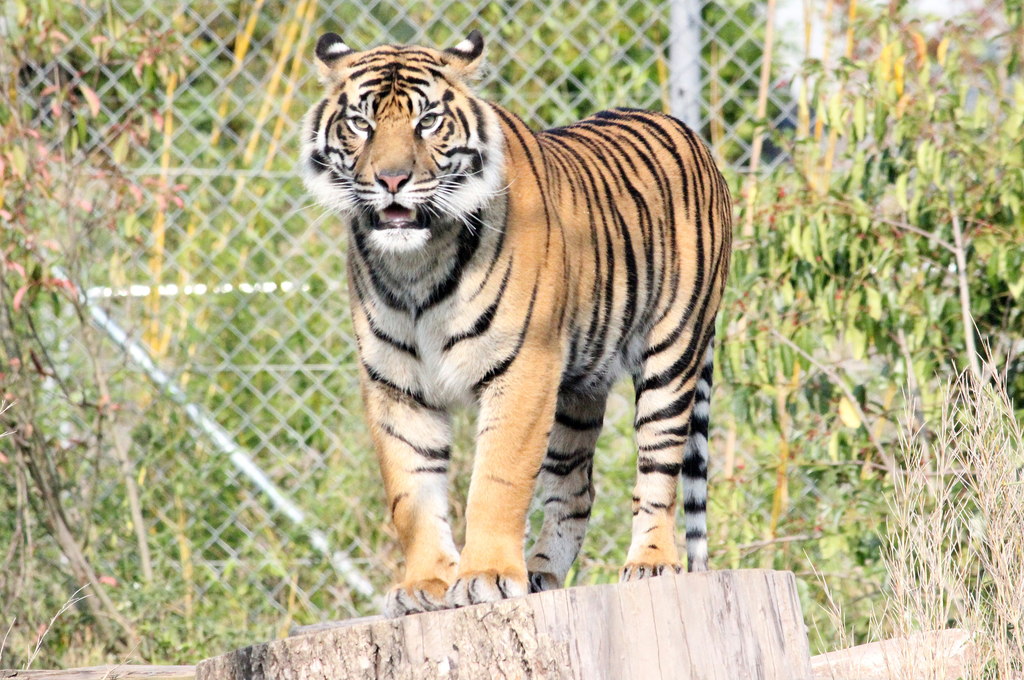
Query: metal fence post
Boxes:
[{"xmin": 669, "ymin": 0, "xmax": 703, "ymax": 126}]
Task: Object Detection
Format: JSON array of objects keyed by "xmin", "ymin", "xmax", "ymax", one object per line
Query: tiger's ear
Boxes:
[
  {"xmin": 443, "ymin": 30, "xmax": 485, "ymax": 80},
  {"xmin": 315, "ymin": 32, "xmax": 353, "ymax": 85}
]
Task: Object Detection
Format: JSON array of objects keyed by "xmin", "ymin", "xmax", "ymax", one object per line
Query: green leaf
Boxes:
[
  {"xmin": 10, "ymin": 146, "xmax": 27, "ymax": 177},
  {"xmin": 895, "ymin": 173, "xmax": 909, "ymax": 211},
  {"xmin": 865, "ymin": 287, "xmax": 883, "ymax": 321},
  {"xmin": 112, "ymin": 134, "xmax": 130, "ymax": 164},
  {"xmin": 853, "ymin": 97, "xmax": 866, "ymax": 142}
]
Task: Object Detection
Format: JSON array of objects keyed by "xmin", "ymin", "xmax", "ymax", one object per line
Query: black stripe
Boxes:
[
  {"xmin": 545, "ymin": 448, "xmax": 592, "ymax": 463},
  {"xmin": 689, "ymin": 412, "xmax": 710, "ymax": 437},
  {"xmin": 413, "ymin": 465, "xmax": 447, "ymax": 474},
  {"xmin": 442, "ymin": 263, "xmax": 512, "ymax": 351},
  {"xmin": 363, "ymin": 361, "xmax": 438, "ymax": 411},
  {"xmin": 637, "ymin": 459, "xmax": 682, "ymax": 476},
  {"xmin": 468, "ymin": 97, "xmax": 488, "ymax": 144},
  {"xmin": 683, "ymin": 498, "xmax": 706, "ymax": 513},
  {"xmin": 637, "ymin": 438, "xmax": 686, "ymax": 453},
  {"xmin": 635, "ymin": 334, "xmax": 700, "ymax": 393},
  {"xmin": 492, "ymin": 105, "xmax": 558, "ymax": 232},
  {"xmin": 473, "ymin": 276, "xmax": 539, "ymax": 393},
  {"xmin": 351, "ymin": 230, "xmax": 408, "ymax": 310},
  {"xmin": 367, "ymin": 316, "xmax": 418, "ymax": 358},
  {"xmin": 635, "ymin": 388, "xmax": 695, "ymax": 428},
  {"xmin": 555, "ymin": 411, "xmax": 603, "ymax": 431},
  {"xmin": 381, "ymin": 423, "xmax": 450, "ymax": 461},
  {"xmin": 541, "ymin": 456, "xmax": 590, "ymax": 476},
  {"xmin": 416, "ymin": 210, "xmax": 483, "ymax": 313},
  {"xmin": 681, "ymin": 451, "xmax": 708, "ymax": 478},
  {"xmin": 308, "ymin": 99, "xmax": 328, "ymax": 144}
]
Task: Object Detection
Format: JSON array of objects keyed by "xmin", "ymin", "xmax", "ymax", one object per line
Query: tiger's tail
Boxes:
[{"xmin": 682, "ymin": 338, "xmax": 713, "ymax": 572}]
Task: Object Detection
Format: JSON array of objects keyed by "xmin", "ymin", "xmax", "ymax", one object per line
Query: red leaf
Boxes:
[
  {"xmin": 12, "ymin": 285, "xmax": 28, "ymax": 311},
  {"xmin": 4, "ymin": 260, "xmax": 26, "ymax": 278},
  {"xmin": 80, "ymin": 85, "xmax": 101, "ymax": 118}
]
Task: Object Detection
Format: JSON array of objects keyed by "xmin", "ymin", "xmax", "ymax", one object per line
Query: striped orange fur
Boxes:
[{"xmin": 302, "ymin": 31, "xmax": 732, "ymax": 616}]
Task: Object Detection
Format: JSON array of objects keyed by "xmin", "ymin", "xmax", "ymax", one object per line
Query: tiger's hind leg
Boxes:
[
  {"xmin": 621, "ymin": 334, "xmax": 714, "ymax": 580},
  {"xmin": 527, "ymin": 389, "xmax": 608, "ymax": 592}
]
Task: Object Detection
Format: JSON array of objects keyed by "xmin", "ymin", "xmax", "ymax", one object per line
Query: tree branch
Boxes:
[{"xmin": 770, "ymin": 328, "xmax": 895, "ymax": 476}]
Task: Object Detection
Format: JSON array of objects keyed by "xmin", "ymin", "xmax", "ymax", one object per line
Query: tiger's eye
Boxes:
[{"xmin": 418, "ymin": 112, "xmax": 440, "ymax": 131}]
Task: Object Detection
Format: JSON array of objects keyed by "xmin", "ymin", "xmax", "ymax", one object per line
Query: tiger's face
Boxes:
[{"xmin": 302, "ymin": 31, "xmax": 504, "ymax": 253}]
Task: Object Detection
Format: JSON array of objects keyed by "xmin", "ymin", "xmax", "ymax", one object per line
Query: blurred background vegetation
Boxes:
[{"xmin": 1, "ymin": 0, "xmax": 1022, "ymax": 670}]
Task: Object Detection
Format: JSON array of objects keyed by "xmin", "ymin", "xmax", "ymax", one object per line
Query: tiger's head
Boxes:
[{"xmin": 301, "ymin": 31, "xmax": 505, "ymax": 253}]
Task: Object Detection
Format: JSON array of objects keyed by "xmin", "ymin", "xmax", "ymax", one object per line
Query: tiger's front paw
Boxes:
[
  {"xmin": 446, "ymin": 570, "xmax": 527, "ymax": 608},
  {"xmin": 619, "ymin": 561, "xmax": 683, "ymax": 582},
  {"xmin": 384, "ymin": 578, "xmax": 450, "ymax": 617}
]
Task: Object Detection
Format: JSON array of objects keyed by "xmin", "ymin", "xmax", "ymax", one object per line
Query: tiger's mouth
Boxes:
[{"xmin": 372, "ymin": 204, "xmax": 428, "ymax": 230}]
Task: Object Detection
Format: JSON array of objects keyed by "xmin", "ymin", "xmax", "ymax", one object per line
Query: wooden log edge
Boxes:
[
  {"xmin": 809, "ymin": 629, "xmax": 979, "ymax": 680},
  {"xmin": 196, "ymin": 569, "xmax": 813, "ymax": 680},
  {"xmin": 0, "ymin": 665, "xmax": 196, "ymax": 680}
]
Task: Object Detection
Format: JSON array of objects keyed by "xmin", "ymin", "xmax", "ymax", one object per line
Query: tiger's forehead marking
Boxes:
[{"xmin": 342, "ymin": 46, "xmax": 455, "ymax": 117}]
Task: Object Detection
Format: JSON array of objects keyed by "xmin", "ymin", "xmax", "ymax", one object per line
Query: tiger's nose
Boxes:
[{"xmin": 376, "ymin": 170, "xmax": 411, "ymax": 194}]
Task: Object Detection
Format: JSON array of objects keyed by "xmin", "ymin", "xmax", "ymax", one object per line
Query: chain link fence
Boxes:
[{"xmin": 1, "ymin": 0, "xmax": 1005, "ymax": 663}]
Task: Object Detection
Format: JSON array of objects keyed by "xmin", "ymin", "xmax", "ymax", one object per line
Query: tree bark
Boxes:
[{"xmin": 197, "ymin": 569, "xmax": 812, "ymax": 680}]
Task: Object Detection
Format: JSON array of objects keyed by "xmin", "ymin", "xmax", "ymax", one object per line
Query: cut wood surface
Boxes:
[
  {"xmin": 810, "ymin": 629, "xmax": 978, "ymax": 680},
  {"xmin": 198, "ymin": 569, "xmax": 813, "ymax": 680},
  {"xmin": 0, "ymin": 666, "xmax": 196, "ymax": 680}
]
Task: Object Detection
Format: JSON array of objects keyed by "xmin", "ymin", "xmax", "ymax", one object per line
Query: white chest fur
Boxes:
[{"xmin": 359, "ymin": 288, "xmax": 515, "ymax": 409}]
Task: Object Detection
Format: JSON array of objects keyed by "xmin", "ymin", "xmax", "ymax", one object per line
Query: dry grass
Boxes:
[
  {"xmin": 0, "ymin": 586, "xmax": 92, "ymax": 672},
  {"xmin": 0, "ymin": 399, "xmax": 11, "ymax": 439},
  {"xmin": 819, "ymin": 364, "xmax": 1024, "ymax": 679}
]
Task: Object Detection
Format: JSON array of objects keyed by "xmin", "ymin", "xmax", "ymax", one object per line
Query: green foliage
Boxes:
[{"xmin": 722, "ymin": 11, "xmax": 1024, "ymax": 647}]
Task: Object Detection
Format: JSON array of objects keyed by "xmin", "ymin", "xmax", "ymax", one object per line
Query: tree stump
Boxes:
[{"xmin": 196, "ymin": 569, "xmax": 812, "ymax": 680}]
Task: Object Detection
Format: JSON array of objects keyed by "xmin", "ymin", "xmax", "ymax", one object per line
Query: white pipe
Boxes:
[{"xmin": 54, "ymin": 266, "xmax": 376, "ymax": 599}]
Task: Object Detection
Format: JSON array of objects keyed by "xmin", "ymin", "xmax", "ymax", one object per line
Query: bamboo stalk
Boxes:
[
  {"xmin": 241, "ymin": 0, "xmax": 309, "ymax": 167},
  {"xmin": 145, "ymin": 70, "xmax": 179, "ymax": 354},
  {"xmin": 768, "ymin": 364, "xmax": 796, "ymax": 548},
  {"xmin": 813, "ymin": 0, "xmax": 833, "ymax": 144},
  {"xmin": 823, "ymin": 0, "xmax": 856, "ymax": 183},
  {"xmin": 796, "ymin": 0, "xmax": 811, "ymax": 141},
  {"xmin": 210, "ymin": 0, "xmax": 268, "ymax": 147},
  {"xmin": 844, "ymin": 0, "xmax": 857, "ymax": 65},
  {"xmin": 228, "ymin": 0, "xmax": 310, "ymax": 206},
  {"xmin": 263, "ymin": 0, "xmax": 319, "ymax": 171},
  {"xmin": 741, "ymin": 0, "xmax": 777, "ymax": 238},
  {"xmin": 950, "ymin": 200, "xmax": 982, "ymax": 381},
  {"xmin": 796, "ymin": 0, "xmax": 814, "ymax": 190}
]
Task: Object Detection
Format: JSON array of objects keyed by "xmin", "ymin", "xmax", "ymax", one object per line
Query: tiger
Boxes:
[{"xmin": 301, "ymin": 30, "xmax": 733, "ymax": 617}]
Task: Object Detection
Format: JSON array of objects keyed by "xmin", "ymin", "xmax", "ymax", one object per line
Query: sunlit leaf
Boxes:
[{"xmin": 838, "ymin": 397, "xmax": 861, "ymax": 429}]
